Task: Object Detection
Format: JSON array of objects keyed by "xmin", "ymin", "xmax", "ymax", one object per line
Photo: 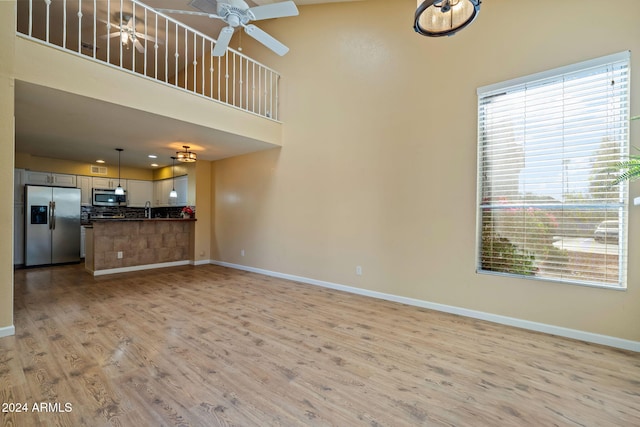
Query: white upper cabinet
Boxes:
[
  {"xmin": 153, "ymin": 175, "xmax": 187, "ymax": 207},
  {"xmin": 127, "ymin": 180, "xmax": 154, "ymax": 207},
  {"xmin": 92, "ymin": 177, "xmax": 126, "ymax": 190},
  {"xmin": 25, "ymin": 171, "xmax": 76, "ymax": 187},
  {"xmin": 175, "ymin": 175, "xmax": 188, "ymax": 206},
  {"xmin": 76, "ymin": 175, "xmax": 92, "ymax": 206}
]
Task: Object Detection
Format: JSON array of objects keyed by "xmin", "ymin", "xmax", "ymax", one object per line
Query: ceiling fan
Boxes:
[
  {"xmin": 156, "ymin": 0, "xmax": 299, "ymax": 56},
  {"xmin": 101, "ymin": 14, "xmax": 158, "ymax": 53}
]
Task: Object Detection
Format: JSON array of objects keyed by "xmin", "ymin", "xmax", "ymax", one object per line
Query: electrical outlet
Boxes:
[
  {"xmin": 241, "ymin": 249, "xmax": 245, "ymax": 256},
  {"xmin": 356, "ymin": 265, "xmax": 362, "ymax": 276},
  {"xmin": 117, "ymin": 251, "xmax": 123, "ymax": 259}
]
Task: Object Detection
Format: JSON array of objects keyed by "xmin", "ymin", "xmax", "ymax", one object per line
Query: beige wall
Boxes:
[
  {"xmin": 0, "ymin": 1, "xmax": 16, "ymax": 333},
  {"xmin": 194, "ymin": 161, "xmax": 212, "ymax": 262},
  {"xmin": 211, "ymin": 0, "xmax": 640, "ymax": 341}
]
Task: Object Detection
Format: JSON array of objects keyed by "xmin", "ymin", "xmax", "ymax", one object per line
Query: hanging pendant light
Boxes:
[
  {"xmin": 414, "ymin": 0, "xmax": 481, "ymax": 37},
  {"xmin": 176, "ymin": 145, "xmax": 197, "ymax": 162},
  {"xmin": 169, "ymin": 156, "xmax": 178, "ymax": 199},
  {"xmin": 115, "ymin": 148, "xmax": 125, "ymax": 195}
]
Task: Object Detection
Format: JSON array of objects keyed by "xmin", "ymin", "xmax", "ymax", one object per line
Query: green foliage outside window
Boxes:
[{"xmin": 612, "ymin": 115, "xmax": 640, "ymax": 185}]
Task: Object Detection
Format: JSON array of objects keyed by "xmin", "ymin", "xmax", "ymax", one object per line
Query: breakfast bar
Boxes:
[{"xmin": 85, "ymin": 218, "xmax": 196, "ymax": 275}]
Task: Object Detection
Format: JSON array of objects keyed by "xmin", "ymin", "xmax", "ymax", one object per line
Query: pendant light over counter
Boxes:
[
  {"xmin": 169, "ymin": 156, "xmax": 178, "ymax": 199},
  {"xmin": 115, "ymin": 148, "xmax": 125, "ymax": 195},
  {"xmin": 414, "ymin": 0, "xmax": 481, "ymax": 37},
  {"xmin": 176, "ymin": 145, "xmax": 197, "ymax": 162}
]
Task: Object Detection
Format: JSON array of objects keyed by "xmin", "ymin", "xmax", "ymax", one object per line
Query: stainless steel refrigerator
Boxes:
[{"xmin": 25, "ymin": 185, "xmax": 81, "ymax": 266}]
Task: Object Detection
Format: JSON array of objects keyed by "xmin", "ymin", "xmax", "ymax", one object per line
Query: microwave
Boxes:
[{"xmin": 92, "ymin": 188, "xmax": 127, "ymax": 207}]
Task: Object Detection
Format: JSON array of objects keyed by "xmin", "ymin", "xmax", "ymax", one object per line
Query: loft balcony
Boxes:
[{"xmin": 14, "ymin": 0, "xmax": 282, "ymax": 165}]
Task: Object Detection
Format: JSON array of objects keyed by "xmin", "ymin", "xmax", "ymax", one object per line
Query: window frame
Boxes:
[{"xmin": 475, "ymin": 51, "xmax": 630, "ymax": 290}]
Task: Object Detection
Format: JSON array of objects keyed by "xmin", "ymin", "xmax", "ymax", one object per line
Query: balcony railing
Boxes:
[{"xmin": 16, "ymin": 0, "xmax": 281, "ymax": 121}]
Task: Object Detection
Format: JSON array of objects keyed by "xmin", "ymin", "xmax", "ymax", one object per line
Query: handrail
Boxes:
[{"xmin": 16, "ymin": 0, "xmax": 281, "ymax": 121}]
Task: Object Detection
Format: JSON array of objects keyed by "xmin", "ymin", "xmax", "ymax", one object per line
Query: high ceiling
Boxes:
[{"xmin": 14, "ymin": 0, "xmax": 363, "ymax": 169}]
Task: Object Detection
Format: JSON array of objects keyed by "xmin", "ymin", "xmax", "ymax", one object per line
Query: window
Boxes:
[{"xmin": 477, "ymin": 52, "xmax": 630, "ymax": 288}]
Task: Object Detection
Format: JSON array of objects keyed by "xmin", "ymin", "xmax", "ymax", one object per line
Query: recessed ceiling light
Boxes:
[
  {"xmin": 148, "ymin": 154, "xmax": 158, "ymax": 159},
  {"xmin": 150, "ymin": 163, "xmax": 159, "ymax": 167},
  {"xmin": 96, "ymin": 159, "xmax": 105, "ymax": 163}
]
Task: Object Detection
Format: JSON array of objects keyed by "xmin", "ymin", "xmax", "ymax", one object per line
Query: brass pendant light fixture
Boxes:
[
  {"xmin": 115, "ymin": 148, "xmax": 125, "ymax": 195},
  {"xmin": 169, "ymin": 156, "xmax": 178, "ymax": 199},
  {"xmin": 176, "ymin": 145, "xmax": 197, "ymax": 162},
  {"xmin": 414, "ymin": 0, "xmax": 481, "ymax": 37}
]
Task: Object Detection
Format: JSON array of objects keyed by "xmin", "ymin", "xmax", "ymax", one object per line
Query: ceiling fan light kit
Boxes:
[
  {"xmin": 414, "ymin": 0, "xmax": 481, "ymax": 37},
  {"xmin": 156, "ymin": 0, "xmax": 299, "ymax": 57},
  {"xmin": 101, "ymin": 13, "xmax": 159, "ymax": 54}
]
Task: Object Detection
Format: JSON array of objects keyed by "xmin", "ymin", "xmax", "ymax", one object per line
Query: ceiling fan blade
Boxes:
[
  {"xmin": 99, "ymin": 32, "xmax": 123, "ymax": 39},
  {"xmin": 248, "ymin": 1, "xmax": 299, "ymax": 21},
  {"xmin": 243, "ymin": 24, "xmax": 289, "ymax": 56},
  {"xmin": 155, "ymin": 8, "xmax": 219, "ymax": 19},
  {"xmin": 212, "ymin": 26, "xmax": 234, "ymax": 57},
  {"xmin": 133, "ymin": 39, "xmax": 145, "ymax": 53},
  {"xmin": 134, "ymin": 32, "xmax": 162, "ymax": 44}
]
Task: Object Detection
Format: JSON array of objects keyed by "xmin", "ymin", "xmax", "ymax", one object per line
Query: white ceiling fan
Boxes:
[
  {"xmin": 156, "ymin": 0, "xmax": 299, "ymax": 56},
  {"xmin": 101, "ymin": 14, "xmax": 158, "ymax": 53}
]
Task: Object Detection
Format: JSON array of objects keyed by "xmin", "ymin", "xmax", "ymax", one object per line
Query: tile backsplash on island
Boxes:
[{"xmin": 81, "ymin": 206, "xmax": 193, "ymax": 224}]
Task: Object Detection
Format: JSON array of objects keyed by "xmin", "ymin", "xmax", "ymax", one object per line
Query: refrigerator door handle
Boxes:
[{"xmin": 51, "ymin": 201, "xmax": 56, "ymax": 230}]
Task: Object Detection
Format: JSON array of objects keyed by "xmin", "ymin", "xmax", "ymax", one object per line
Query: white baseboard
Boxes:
[
  {"xmin": 210, "ymin": 260, "xmax": 639, "ymax": 352},
  {"xmin": 192, "ymin": 259, "xmax": 212, "ymax": 266},
  {"xmin": 0, "ymin": 325, "xmax": 15, "ymax": 338},
  {"xmin": 92, "ymin": 260, "xmax": 191, "ymax": 276}
]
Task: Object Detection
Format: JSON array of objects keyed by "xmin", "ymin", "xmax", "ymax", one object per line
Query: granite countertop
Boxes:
[
  {"xmin": 84, "ymin": 218, "xmax": 196, "ymax": 227},
  {"xmin": 90, "ymin": 217, "xmax": 196, "ymax": 222}
]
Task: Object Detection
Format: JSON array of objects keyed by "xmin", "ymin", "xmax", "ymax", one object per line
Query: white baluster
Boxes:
[
  {"xmin": 28, "ymin": 0, "xmax": 33, "ymax": 36},
  {"xmin": 77, "ymin": 1, "xmax": 82, "ymax": 53},
  {"xmin": 193, "ymin": 32, "xmax": 197, "ymax": 93},
  {"xmin": 165, "ymin": 19, "xmax": 169, "ymax": 82},
  {"xmin": 144, "ymin": 8, "xmax": 148, "ymax": 76},
  {"xmin": 62, "ymin": 0, "xmax": 66, "ymax": 48},
  {"xmin": 92, "ymin": 0, "xmax": 96, "ymax": 58},
  {"xmin": 44, "ymin": 0, "xmax": 51, "ymax": 43},
  {"xmin": 225, "ymin": 53, "xmax": 229, "ymax": 103},
  {"xmin": 106, "ymin": 0, "xmax": 110, "ymax": 64},
  {"xmin": 119, "ymin": 0, "xmax": 123, "ymax": 68},
  {"xmin": 174, "ymin": 23, "xmax": 179, "ymax": 86},
  {"xmin": 239, "ymin": 57, "xmax": 244, "ymax": 108},
  {"xmin": 132, "ymin": 3, "xmax": 136, "ymax": 72},
  {"xmin": 184, "ymin": 27, "xmax": 188, "ymax": 90}
]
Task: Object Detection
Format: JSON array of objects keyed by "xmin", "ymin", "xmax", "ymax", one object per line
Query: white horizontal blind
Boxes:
[{"xmin": 477, "ymin": 52, "xmax": 630, "ymax": 288}]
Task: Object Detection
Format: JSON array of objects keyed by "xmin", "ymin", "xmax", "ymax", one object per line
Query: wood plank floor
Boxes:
[{"xmin": 1, "ymin": 264, "xmax": 639, "ymax": 426}]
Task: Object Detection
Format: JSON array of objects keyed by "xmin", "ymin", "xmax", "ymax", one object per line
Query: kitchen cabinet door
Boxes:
[
  {"xmin": 92, "ymin": 177, "xmax": 126, "ymax": 190},
  {"xmin": 52, "ymin": 173, "xmax": 76, "ymax": 187},
  {"xmin": 76, "ymin": 175, "xmax": 92, "ymax": 206},
  {"xmin": 92, "ymin": 177, "xmax": 111, "ymax": 189},
  {"xmin": 175, "ymin": 175, "xmax": 188, "ymax": 206},
  {"xmin": 25, "ymin": 171, "xmax": 76, "ymax": 187},
  {"xmin": 153, "ymin": 178, "xmax": 187, "ymax": 206},
  {"xmin": 127, "ymin": 180, "xmax": 153, "ymax": 207},
  {"xmin": 25, "ymin": 171, "xmax": 52, "ymax": 186},
  {"xmin": 153, "ymin": 178, "xmax": 172, "ymax": 206}
]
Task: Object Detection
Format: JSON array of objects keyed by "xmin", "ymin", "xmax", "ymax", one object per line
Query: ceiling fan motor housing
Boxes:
[{"xmin": 218, "ymin": 0, "xmax": 251, "ymax": 27}]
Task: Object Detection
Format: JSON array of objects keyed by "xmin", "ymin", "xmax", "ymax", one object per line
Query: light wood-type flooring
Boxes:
[{"xmin": 1, "ymin": 264, "xmax": 639, "ymax": 426}]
